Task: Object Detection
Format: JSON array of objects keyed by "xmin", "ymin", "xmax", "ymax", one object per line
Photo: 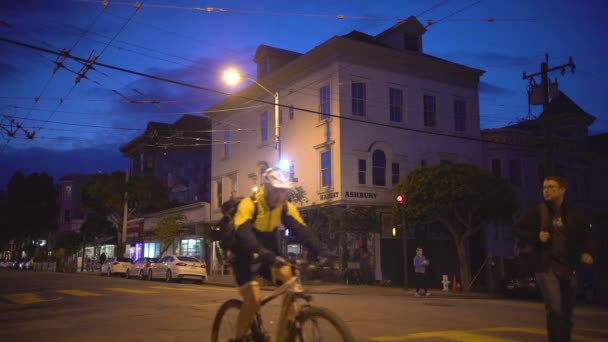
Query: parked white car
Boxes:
[
  {"xmin": 133, "ymin": 257, "xmax": 158, "ymax": 280},
  {"xmin": 100, "ymin": 257, "xmax": 134, "ymax": 277},
  {"xmin": 148, "ymin": 255, "xmax": 207, "ymax": 283}
]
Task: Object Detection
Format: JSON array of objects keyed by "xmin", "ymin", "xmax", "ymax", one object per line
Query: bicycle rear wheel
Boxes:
[
  {"xmin": 288, "ymin": 306, "xmax": 354, "ymax": 342},
  {"xmin": 211, "ymin": 299, "xmax": 266, "ymax": 342}
]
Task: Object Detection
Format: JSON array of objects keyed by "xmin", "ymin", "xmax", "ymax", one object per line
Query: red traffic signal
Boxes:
[{"xmin": 396, "ymin": 194, "xmax": 406, "ymax": 205}]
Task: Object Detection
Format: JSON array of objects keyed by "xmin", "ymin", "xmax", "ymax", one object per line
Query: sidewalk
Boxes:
[
  {"xmin": 72, "ymin": 269, "xmax": 498, "ymax": 299},
  {"xmin": 204, "ymin": 274, "xmax": 499, "ymax": 299}
]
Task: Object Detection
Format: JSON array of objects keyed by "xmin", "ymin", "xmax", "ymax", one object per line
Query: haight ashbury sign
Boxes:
[
  {"xmin": 344, "ymin": 191, "xmax": 378, "ymax": 199},
  {"xmin": 319, "ymin": 191, "xmax": 380, "ymax": 201}
]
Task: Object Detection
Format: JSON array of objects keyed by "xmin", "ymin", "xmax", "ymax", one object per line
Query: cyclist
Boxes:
[{"xmin": 229, "ymin": 168, "xmax": 330, "ymax": 342}]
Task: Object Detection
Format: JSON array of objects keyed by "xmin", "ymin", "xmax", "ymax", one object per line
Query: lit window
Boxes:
[
  {"xmin": 319, "ymin": 85, "xmax": 331, "ymax": 120},
  {"xmin": 352, "ymin": 82, "xmax": 366, "ymax": 116},
  {"xmin": 65, "ymin": 185, "xmax": 72, "ymax": 199},
  {"xmin": 321, "ymin": 150, "xmax": 332, "ymax": 187}
]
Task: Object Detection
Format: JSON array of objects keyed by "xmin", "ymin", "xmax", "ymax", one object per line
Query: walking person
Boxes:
[
  {"xmin": 413, "ymin": 247, "xmax": 430, "ymax": 297},
  {"xmin": 513, "ymin": 176, "xmax": 594, "ymax": 342}
]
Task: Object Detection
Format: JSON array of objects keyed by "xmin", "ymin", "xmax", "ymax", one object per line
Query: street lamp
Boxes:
[{"xmin": 223, "ymin": 69, "xmax": 282, "ymax": 163}]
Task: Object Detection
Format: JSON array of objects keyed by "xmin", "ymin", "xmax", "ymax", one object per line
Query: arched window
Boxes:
[{"xmin": 372, "ymin": 150, "xmax": 386, "ymax": 186}]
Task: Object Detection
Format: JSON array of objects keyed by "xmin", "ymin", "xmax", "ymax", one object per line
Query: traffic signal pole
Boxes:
[
  {"xmin": 401, "ymin": 209, "xmax": 408, "ymax": 289},
  {"xmin": 396, "ymin": 194, "xmax": 408, "ymax": 289}
]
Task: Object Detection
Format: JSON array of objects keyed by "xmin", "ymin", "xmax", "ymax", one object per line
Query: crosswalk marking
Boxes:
[
  {"xmin": 56, "ymin": 289, "xmax": 104, "ymax": 297},
  {"xmin": 149, "ymin": 285, "xmax": 198, "ymax": 292},
  {"xmin": 104, "ymin": 287, "xmax": 157, "ymax": 294},
  {"xmin": 2, "ymin": 292, "xmax": 62, "ymax": 305}
]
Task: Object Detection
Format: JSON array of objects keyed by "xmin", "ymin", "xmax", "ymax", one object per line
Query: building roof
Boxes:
[
  {"xmin": 538, "ymin": 91, "xmax": 595, "ymax": 125},
  {"xmin": 119, "ymin": 114, "xmax": 211, "ymax": 154}
]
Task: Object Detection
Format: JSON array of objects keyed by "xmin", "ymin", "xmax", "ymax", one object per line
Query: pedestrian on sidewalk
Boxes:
[
  {"xmin": 513, "ymin": 176, "xmax": 594, "ymax": 342},
  {"xmin": 413, "ymin": 247, "xmax": 430, "ymax": 297}
]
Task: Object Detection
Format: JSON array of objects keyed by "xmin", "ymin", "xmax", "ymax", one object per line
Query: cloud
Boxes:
[
  {"xmin": 479, "ymin": 81, "xmax": 518, "ymax": 95},
  {"xmin": 0, "ymin": 143, "xmax": 129, "ymax": 189},
  {"xmin": 441, "ymin": 50, "xmax": 543, "ymax": 70}
]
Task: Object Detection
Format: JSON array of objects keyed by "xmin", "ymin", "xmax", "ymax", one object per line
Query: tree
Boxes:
[
  {"xmin": 394, "ymin": 164, "xmax": 518, "ymax": 290},
  {"xmin": 4, "ymin": 171, "xmax": 58, "ymax": 252},
  {"xmin": 153, "ymin": 213, "xmax": 186, "ymax": 258},
  {"xmin": 288, "ymin": 186, "xmax": 309, "ymax": 206},
  {"xmin": 81, "ymin": 172, "xmax": 169, "ymax": 255},
  {"xmin": 52, "ymin": 230, "xmax": 82, "ymax": 257}
]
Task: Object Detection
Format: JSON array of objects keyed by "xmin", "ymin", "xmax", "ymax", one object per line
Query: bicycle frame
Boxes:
[{"xmin": 258, "ymin": 267, "xmax": 313, "ymax": 342}]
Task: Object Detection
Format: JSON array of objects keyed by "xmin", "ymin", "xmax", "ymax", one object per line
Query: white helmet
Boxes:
[{"xmin": 262, "ymin": 168, "xmax": 292, "ymax": 189}]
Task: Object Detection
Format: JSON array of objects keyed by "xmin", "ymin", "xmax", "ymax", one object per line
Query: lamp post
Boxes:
[{"xmin": 224, "ymin": 69, "xmax": 281, "ymax": 163}]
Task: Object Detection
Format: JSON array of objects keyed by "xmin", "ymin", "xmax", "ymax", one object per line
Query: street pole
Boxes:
[
  {"xmin": 274, "ymin": 91, "xmax": 281, "ymax": 162},
  {"xmin": 402, "ymin": 209, "xmax": 408, "ymax": 289},
  {"xmin": 121, "ymin": 170, "xmax": 129, "ymax": 257}
]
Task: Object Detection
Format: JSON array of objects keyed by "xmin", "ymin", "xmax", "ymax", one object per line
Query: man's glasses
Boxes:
[{"xmin": 542, "ymin": 185, "xmax": 561, "ymax": 190}]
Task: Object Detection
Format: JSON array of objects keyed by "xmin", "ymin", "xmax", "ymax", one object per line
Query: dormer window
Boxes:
[{"xmin": 404, "ymin": 33, "xmax": 419, "ymax": 52}]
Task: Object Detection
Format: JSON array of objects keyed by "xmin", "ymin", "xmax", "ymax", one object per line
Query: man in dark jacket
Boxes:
[{"xmin": 513, "ymin": 176, "xmax": 594, "ymax": 342}]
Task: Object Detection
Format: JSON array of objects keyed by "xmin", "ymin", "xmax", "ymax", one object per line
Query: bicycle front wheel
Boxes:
[
  {"xmin": 211, "ymin": 299, "xmax": 242, "ymax": 342},
  {"xmin": 289, "ymin": 306, "xmax": 354, "ymax": 342},
  {"xmin": 211, "ymin": 299, "xmax": 266, "ymax": 342}
]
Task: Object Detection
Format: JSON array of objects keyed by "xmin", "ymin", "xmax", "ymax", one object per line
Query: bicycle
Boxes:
[{"xmin": 211, "ymin": 259, "xmax": 354, "ymax": 342}]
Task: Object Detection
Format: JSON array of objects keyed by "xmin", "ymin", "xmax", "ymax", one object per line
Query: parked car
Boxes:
[
  {"xmin": 133, "ymin": 257, "xmax": 158, "ymax": 280},
  {"xmin": 148, "ymin": 255, "xmax": 207, "ymax": 283},
  {"xmin": 22, "ymin": 257, "xmax": 35, "ymax": 270},
  {"xmin": 1, "ymin": 259, "xmax": 17, "ymax": 268},
  {"xmin": 100, "ymin": 257, "xmax": 134, "ymax": 277}
]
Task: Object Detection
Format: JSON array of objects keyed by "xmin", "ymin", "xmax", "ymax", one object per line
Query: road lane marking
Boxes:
[
  {"xmin": 56, "ymin": 289, "xmax": 104, "ymax": 297},
  {"xmin": 104, "ymin": 287, "xmax": 157, "ymax": 294},
  {"xmin": 372, "ymin": 327, "xmax": 608, "ymax": 342},
  {"xmin": 479, "ymin": 327, "xmax": 607, "ymax": 342},
  {"xmin": 149, "ymin": 286, "xmax": 198, "ymax": 292},
  {"xmin": 2, "ymin": 293, "xmax": 62, "ymax": 305},
  {"xmin": 370, "ymin": 330, "xmax": 518, "ymax": 341}
]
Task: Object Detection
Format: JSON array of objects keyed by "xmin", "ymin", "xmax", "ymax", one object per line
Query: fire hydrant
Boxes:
[{"xmin": 441, "ymin": 274, "xmax": 451, "ymax": 291}]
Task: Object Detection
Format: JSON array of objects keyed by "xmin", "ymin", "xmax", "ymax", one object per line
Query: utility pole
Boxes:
[
  {"xmin": 121, "ymin": 170, "xmax": 129, "ymax": 257},
  {"xmin": 523, "ymin": 53, "xmax": 575, "ymax": 175}
]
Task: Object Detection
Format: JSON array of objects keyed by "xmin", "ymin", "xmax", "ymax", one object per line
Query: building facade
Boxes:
[
  {"xmin": 120, "ymin": 114, "xmax": 213, "ymax": 204},
  {"xmin": 57, "ymin": 173, "xmax": 91, "ymax": 232},
  {"xmin": 207, "ymin": 17, "xmax": 485, "ymax": 284}
]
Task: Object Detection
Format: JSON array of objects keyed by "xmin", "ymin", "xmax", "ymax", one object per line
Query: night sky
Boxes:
[{"xmin": 1, "ymin": 0, "xmax": 606, "ymax": 188}]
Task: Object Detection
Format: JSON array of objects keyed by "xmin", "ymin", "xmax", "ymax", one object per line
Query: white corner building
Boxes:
[{"xmin": 206, "ymin": 17, "xmax": 485, "ymax": 282}]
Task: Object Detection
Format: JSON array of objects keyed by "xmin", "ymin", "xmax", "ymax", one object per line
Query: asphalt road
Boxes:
[{"xmin": 1, "ymin": 269, "xmax": 607, "ymax": 341}]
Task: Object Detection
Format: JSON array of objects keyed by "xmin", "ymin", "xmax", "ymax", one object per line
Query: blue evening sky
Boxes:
[{"xmin": 0, "ymin": 0, "xmax": 606, "ymax": 188}]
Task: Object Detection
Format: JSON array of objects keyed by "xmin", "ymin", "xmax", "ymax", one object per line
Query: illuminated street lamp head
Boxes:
[
  {"xmin": 277, "ymin": 158, "xmax": 290, "ymax": 172},
  {"xmin": 223, "ymin": 69, "xmax": 241, "ymax": 86}
]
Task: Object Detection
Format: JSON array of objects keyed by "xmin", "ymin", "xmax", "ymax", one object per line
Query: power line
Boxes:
[
  {"xmin": 0, "ymin": 37, "xmax": 552, "ymax": 148},
  {"xmin": 425, "ymin": 0, "xmax": 484, "ymax": 28}
]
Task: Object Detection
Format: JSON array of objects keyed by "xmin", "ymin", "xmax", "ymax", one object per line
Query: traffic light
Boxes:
[
  {"xmin": 392, "ymin": 226, "xmax": 397, "ymax": 237},
  {"xmin": 396, "ymin": 194, "xmax": 406, "ymax": 206}
]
